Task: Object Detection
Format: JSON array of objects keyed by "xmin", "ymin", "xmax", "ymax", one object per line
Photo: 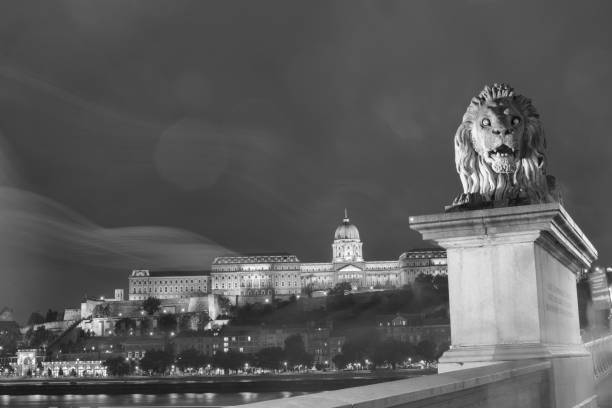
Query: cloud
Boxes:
[{"xmin": 0, "ymin": 186, "xmax": 233, "ymax": 322}]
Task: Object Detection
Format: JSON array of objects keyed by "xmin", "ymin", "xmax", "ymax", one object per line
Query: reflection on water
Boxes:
[{"xmin": 0, "ymin": 391, "xmax": 309, "ymax": 407}]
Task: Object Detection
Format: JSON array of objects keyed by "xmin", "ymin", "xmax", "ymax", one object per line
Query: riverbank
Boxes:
[{"xmin": 0, "ymin": 369, "xmax": 434, "ymax": 395}]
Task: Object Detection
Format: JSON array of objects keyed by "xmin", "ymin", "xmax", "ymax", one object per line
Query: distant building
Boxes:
[
  {"xmin": 44, "ymin": 359, "xmax": 107, "ymax": 377},
  {"xmin": 173, "ymin": 324, "xmax": 344, "ymax": 367},
  {"xmin": 128, "ymin": 211, "xmax": 447, "ymax": 305},
  {"xmin": 376, "ymin": 313, "xmax": 450, "ymax": 345},
  {"xmin": 211, "ymin": 254, "xmax": 300, "ymax": 301},
  {"xmin": 63, "ymin": 308, "xmax": 81, "ymax": 321},
  {"xmin": 128, "ymin": 270, "xmax": 211, "ymax": 301},
  {"xmin": 211, "ymin": 211, "xmax": 419, "ymax": 304},
  {"xmin": 398, "ymin": 248, "xmax": 447, "ymax": 282}
]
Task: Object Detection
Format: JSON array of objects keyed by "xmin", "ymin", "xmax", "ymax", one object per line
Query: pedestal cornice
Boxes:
[{"xmin": 409, "ymin": 203, "xmax": 597, "ymax": 271}]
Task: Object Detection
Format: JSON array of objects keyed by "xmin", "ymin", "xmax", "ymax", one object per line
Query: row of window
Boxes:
[
  {"xmin": 214, "ymin": 280, "xmax": 299, "ymax": 290},
  {"xmin": 215, "ymin": 274, "xmax": 300, "ymax": 280},
  {"xmin": 132, "ymin": 278, "xmax": 206, "ymax": 285},
  {"xmin": 132, "ymin": 286, "xmax": 205, "ymax": 294}
]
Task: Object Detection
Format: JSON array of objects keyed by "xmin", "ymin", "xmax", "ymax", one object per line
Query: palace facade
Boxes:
[
  {"xmin": 210, "ymin": 211, "xmax": 447, "ymax": 303},
  {"xmin": 128, "ymin": 270, "xmax": 211, "ymax": 301},
  {"xmin": 128, "ymin": 211, "xmax": 447, "ymax": 304}
]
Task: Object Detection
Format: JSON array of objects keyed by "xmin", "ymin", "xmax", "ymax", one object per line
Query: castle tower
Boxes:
[{"xmin": 332, "ymin": 209, "xmax": 363, "ymax": 263}]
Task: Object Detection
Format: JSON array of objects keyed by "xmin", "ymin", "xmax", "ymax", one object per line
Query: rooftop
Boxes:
[
  {"xmin": 213, "ymin": 253, "xmax": 300, "ymax": 265},
  {"xmin": 130, "ymin": 270, "xmax": 211, "ymax": 277}
]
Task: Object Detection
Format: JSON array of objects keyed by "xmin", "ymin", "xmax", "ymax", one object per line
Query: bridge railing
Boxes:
[
  {"xmin": 229, "ymin": 360, "xmax": 552, "ymax": 408},
  {"xmin": 585, "ymin": 333, "xmax": 612, "ymax": 382}
]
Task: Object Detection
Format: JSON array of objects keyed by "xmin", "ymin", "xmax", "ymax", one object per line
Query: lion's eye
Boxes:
[
  {"xmin": 481, "ymin": 118, "xmax": 491, "ymax": 127},
  {"xmin": 512, "ymin": 117, "xmax": 521, "ymax": 126}
]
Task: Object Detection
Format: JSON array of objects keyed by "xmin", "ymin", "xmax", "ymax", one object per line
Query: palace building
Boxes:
[
  {"xmin": 128, "ymin": 270, "xmax": 211, "ymax": 301},
  {"xmin": 128, "ymin": 211, "xmax": 447, "ymax": 304},
  {"xmin": 210, "ymin": 211, "xmax": 447, "ymax": 303}
]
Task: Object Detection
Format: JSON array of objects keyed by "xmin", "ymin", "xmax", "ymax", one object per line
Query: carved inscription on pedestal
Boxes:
[{"xmin": 545, "ymin": 283, "xmax": 575, "ymax": 318}]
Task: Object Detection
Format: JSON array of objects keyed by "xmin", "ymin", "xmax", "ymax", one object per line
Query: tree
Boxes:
[
  {"xmin": 178, "ymin": 314, "xmax": 192, "ymax": 332},
  {"xmin": 212, "ymin": 350, "xmax": 247, "ymax": 374},
  {"xmin": 412, "ymin": 274, "xmax": 449, "ymax": 309},
  {"xmin": 140, "ymin": 318, "xmax": 153, "ymax": 336},
  {"xmin": 27, "ymin": 312, "xmax": 45, "ymax": 326},
  {"xmin": 254, "ymin": 347, "xmax": 284, "ymax": 371},
  {"xmin": 284, "ymin": 334, "xmax": 313, "ymax": 369},
  {"xmin": 45, "ymin": 309, "xmax": 59, "ymax": 323},
  {"xmin": 332, "ymin": 353, "xmax": 349, "ymax": 370},
  {"xmin": 140, "ymin": 349, "xmax": 174, "ymax": 375},
  {"xmin": 93, "ymin": 303, "xmax": 111, "ymax": 318},
  {"xmin": 416, "ymin": 340, "xmax": 437, "ymax": 366},
  {"xmin": 372, "ymin": 339, "xmax": 410, "ymax": 370},
  {"xmin": 114, "ymin": 318, "xmax": 136, "ymax": 336},
  {"xmin": 58, "ymin": 367, "xmax": 64, "ymax": 376},
  {"xmin": 328, "ymin": 282, "xmax": 352, "ymax": 296},
  {"xmin": 103, "ymin": 356, "xmax": 133, "ymax": 376},
  {"xmin": 47, "ymin": 368, "xmax": 52, "ymax": 377},
  {"xmin": 157, "ymin": 314, "xmax": 177, "ymax": 334},
  {"xmin": 217, "ymin": 296, "xmax": 232, "ymax": 318},
  {"xmin": 301, "ymin": 283, "xmax": 315, "ymax": 298},
  {"xmin": 142, "ymin": 297, "xmax": 161, "ymax": 315},
  {"xmin": 175, "ymin": 348, "xmax": 209, "ymax": 372},
  {"xmin": 25, "ymin": 326, "xmax": 57, "ymax": 348},
  {"xmin": 0, "ymin": 324, "xmax": 20, "ymax": 355}
]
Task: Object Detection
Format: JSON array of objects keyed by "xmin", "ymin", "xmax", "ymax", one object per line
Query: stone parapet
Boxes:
[{"xmin": 228, "ymin": 360, "xmax": 552, "ymax": 408}]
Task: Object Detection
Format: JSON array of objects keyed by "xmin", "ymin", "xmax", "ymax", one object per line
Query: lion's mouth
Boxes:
[{"xmin": 487, "ymin": 144, "xmax": 518, "ymax": 174}]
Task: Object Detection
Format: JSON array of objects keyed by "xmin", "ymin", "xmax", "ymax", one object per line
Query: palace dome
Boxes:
[{"xmin": 334, "ymin": 210, "xmax": 360, "ymax": 240}]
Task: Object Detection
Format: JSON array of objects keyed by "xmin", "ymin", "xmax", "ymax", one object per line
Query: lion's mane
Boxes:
[{"xmin": 454, "ymin": 84, "xmax": 551, "ymax": 203}]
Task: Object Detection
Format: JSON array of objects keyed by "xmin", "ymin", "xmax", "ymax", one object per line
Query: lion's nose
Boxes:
[{"xmin": 492, "ymin": 128, "xmax": 512, "ymax": 136}]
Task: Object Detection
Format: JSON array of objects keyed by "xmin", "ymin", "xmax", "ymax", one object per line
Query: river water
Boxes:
[{"xmin": 0, "ymin": 391, "xmax": 309, "ymax": 407}]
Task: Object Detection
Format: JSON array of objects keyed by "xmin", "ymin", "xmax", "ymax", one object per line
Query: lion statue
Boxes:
[{"xmin": 448, "ymin": 83, "xmax": 556, "ymax": 211}]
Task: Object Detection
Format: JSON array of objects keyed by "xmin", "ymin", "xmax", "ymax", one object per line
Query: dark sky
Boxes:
[{"xmin": 0, "ymin": 1, "xmax": 611, "ymax": 322}]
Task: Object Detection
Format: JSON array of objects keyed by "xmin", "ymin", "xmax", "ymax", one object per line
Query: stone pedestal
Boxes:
[{"xmin": 410, "ymin": 203, "xmax": 598, "ymax": 408}]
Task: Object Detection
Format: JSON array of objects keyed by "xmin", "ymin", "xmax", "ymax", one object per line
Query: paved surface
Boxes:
[{"xmin": 597, "ymin": 374, "xmax": 612, "ymax": 408}]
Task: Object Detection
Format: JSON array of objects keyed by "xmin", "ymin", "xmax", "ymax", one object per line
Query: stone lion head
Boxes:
[{"xmin": 454, "ymin": 83, "xmax": 553, "ymax": 204}]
